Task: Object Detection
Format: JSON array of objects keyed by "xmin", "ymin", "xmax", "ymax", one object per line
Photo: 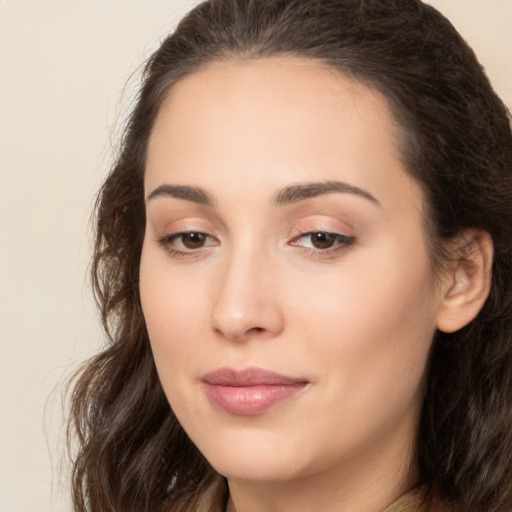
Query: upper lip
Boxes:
[{"xmin": 201, "ymin": 367, "xmax": 308, "ymax": 386}]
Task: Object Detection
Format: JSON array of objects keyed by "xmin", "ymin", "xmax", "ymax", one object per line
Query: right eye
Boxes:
[{"xmin": 158, "ymin": 231, "xmax": 218, "ymax": 255}]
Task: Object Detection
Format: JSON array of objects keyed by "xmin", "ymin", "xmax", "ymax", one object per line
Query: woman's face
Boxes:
[{"xmin": 140, "ymin": 58, "xmax": 446, "ymax": 485}]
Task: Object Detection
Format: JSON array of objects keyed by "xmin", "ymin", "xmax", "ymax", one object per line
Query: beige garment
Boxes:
[
  {"xmin": 195, "ymin": 476, "xmax": 435, "ymax": 512},
  {"xmin": 382, "ymin": 486, "xmax": 428, "ymax": 512}
]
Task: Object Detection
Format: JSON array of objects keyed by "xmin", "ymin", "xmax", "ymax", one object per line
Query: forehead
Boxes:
[
  {"xmin": 146, "ymin": 57, "xmax": 421, "ymax": 213},
  {"xmin": 151, "ymin": 57, "xmax": 398, "ymax": 151}
]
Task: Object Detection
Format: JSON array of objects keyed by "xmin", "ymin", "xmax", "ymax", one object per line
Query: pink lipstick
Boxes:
[{"xmin": 201, "ymin": 367, "xmax": 308, "ymax": 416}]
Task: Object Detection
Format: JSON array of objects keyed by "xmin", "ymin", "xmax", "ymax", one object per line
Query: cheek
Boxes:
[
  {"xmin": 139, "ymin": 244, "xmax": 206, "ymax": 382},
  {"xmin": 292, "ymin": 241, "xmax": 437, "ymax": 413},
  {"xmin": 140, "ymin": 264, "xmax": 211, "ymax": 433}
]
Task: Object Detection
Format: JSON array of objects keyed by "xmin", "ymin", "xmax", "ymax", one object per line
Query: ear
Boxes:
[{"xmin": 436, "ymin": 229, "xmax": 493, "ymax": 333}]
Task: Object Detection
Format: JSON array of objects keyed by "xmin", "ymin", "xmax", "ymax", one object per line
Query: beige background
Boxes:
[{"xmin": 1, "ymin": 1, "xmax": 511, "ymax": 511}]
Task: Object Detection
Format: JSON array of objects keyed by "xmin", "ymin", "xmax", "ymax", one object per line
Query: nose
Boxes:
[{"xmin": 210, "ymin": 248, "xmax": 284, "ymax": 342}]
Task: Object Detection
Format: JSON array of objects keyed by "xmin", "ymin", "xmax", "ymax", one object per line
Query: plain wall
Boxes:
[{"xmin": 0, "ymin": 1, "xmax": 511, "ymax": 511}]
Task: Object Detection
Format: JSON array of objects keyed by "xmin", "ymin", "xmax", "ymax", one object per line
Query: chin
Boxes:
[
  {"xmin": 188, "ymin": 423, "xmax": 320, "ymax": 483},
  {"xmin": 210, "ymin": 454, "xmax": 307, "ymax": 483}
]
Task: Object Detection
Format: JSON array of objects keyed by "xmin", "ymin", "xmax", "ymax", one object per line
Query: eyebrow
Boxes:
[
  {"xmin": 273, "ymin": 181, "xmax": 380, "ymax": 206},
  {"xmin": 146, "ymin": 180, "xmax": 379, "ymax": 207},
  {"xmin": 146, "ymin": 184, "xmax": 215, "ymax": 205}
]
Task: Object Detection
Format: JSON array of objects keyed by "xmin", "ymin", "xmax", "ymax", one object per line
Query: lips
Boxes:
[{"xmin": 201, "ymin": 367, "xmax": 309, "ymax": 416}]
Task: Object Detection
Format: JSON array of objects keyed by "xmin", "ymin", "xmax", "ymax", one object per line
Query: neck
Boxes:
[{"xmin": 225, "ymin": 424, "xmax": 418, "ymax": 512}]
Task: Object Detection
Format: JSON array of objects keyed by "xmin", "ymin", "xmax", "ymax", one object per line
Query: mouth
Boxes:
[{"xmin": 201, "ymin": 367, "xmax": 309, "ymax": 416}]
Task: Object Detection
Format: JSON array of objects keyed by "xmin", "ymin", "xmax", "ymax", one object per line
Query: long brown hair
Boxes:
[{"xmin": 68, "ymin": 1, "xmax": 512, "ymax": 510}]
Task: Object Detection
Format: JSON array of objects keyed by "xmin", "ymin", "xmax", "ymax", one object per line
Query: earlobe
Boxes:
[{"xmin": 436, "ymin": 229, "xmax": 493, "ymax": 333}]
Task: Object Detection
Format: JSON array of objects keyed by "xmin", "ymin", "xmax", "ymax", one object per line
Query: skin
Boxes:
[{"xmin": 140, "ymin": 58, "xmax": 463, "ymax": 512}]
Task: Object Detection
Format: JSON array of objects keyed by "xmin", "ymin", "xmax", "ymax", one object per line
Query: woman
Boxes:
[{"xmin": 68, "ymin": 0, "xmax": 512, "ymax": 511}]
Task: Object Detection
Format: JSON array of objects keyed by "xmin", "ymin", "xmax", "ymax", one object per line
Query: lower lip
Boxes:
[{"xmin": 203, "ymin": 383, "xmax": 307, "ymax": 416}]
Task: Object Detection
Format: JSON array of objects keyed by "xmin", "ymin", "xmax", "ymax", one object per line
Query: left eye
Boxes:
[{"xmin": 291, "ymin": 232, "xmax": 355, "ymax": 250}]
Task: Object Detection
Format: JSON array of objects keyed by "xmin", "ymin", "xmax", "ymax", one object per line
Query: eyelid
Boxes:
[
  {"xmin": 168, "ymin": 231, "xmax": 218, "ymax": 247},
  {"xmin": 289, "ymin": 230, "xmax": 355, "ymax": 247},
  {"xmin": 288, "ymin": 216, "xmax": 356, "ymax": 257},
  {"xmin": 293, "ymin": 212, "xmax": 353, "ymax": 231},
  {"xmin": 157, "ymin": 229, "xmax": 219, "ymax": 258}
]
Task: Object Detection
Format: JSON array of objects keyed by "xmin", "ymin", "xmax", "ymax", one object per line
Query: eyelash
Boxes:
[
  {"xmin": 158, "ymin": 232, "xmax": 218, "ymax": 258},
  {"xmin": 157, "ymin": 230, "xmax": 356, "ymax": 258},
  {"xmin": 289, "ymin": 230, "xmax": 356, "ymax": 257}
]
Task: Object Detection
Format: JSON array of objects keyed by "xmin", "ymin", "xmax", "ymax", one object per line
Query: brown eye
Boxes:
[
  {"xmin": 289, "ymin": 231, "xmax": 356, "ymax": 253},
  {"xmin": 310, "ymin": 232, "xmax": 336, "ymax": 249},
  {"xmin": 158, "ymin": 231, "xmax": 218, "ymax": 257},
  {"xmin": 181, "ymin": 232, "xmax": 207, "ymax": 249}
]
